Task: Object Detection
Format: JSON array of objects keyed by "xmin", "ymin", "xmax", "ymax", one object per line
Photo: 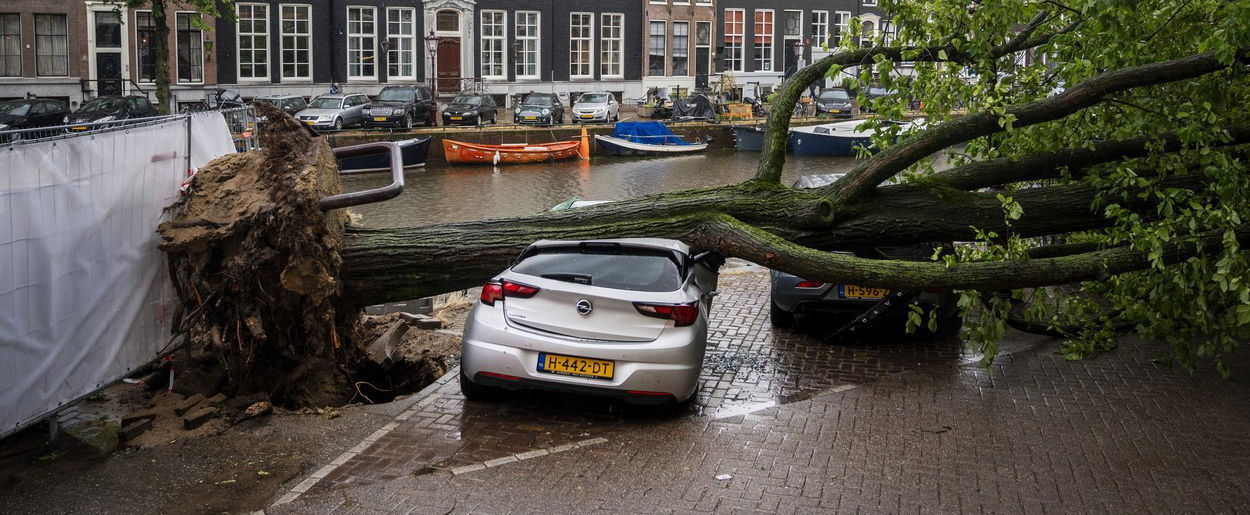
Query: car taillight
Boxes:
[
  {"xmin": 634, "ymin": 301, "xmax": 700, "ymax": 327},
  {"xmin": 480, "ymin": 281, "xmax": 540, "ymax": 306},
  {"xmin": 480, "ymin": 282, "xmax": 503, "ymax": 305},
  {"xmin": 795, "ymin": 281, "xmax": 825, "ymax": 288}
]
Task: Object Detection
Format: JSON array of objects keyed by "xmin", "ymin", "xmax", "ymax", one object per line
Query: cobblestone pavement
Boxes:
[{"xmin": 270, "ymin": 267, "xmax": 1250, "ymax": 513}]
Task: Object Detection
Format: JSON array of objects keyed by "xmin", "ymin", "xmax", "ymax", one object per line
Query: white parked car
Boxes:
[
  {"xmin": 459, "ymin": 238, "xmax": 721, "ymax": 405},
  {"xmin": 571, "ymin": 92, "xmax": 620, "ymax": 123}
]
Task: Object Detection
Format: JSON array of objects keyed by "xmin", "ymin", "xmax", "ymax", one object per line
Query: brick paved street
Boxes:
[{"xmin": 270, "ymin": 266, "xmax": 1250, "ymax": 513}]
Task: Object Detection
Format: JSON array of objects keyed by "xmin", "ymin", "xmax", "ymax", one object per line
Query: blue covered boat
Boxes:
[{"xmin": 594, "ymin": 121, "xmax": 708, "ymax": 156}]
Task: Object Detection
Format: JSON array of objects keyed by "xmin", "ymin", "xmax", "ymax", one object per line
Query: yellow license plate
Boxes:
[
  {"xmin": 373, "ymin": 116, "xmax": 386, "ymax": 121},
  {"xmin": 537, "ymin": 352, "xmax": 614, "ymax": 379},
  {"xmin": 581, "ymin": 114, "xmax": 593, "ymax": 119},
  {"xmin": 842, "ymin": 285, "xmax": 889, "ymax": 299},
  {"xmin": 71, "ymin": 126, "xmax": 88, "ymax": 131},
  {"xmin": 830, "ymin": 109, "xmax": 841, "ymax": 113},
  {"xmin": 450, "ymin": 116, "xmax": 463, "ymax": 120},
  {"xmin": 524, "ymin": 116, "xmax": 537, "ymax": 120},
  {"xmin": 304, "ymin": 120, "xmax": 316, "ymax": 125}
]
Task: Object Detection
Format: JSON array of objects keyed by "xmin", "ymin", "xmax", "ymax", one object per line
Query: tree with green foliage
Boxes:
[
  {"xmin": 161, "ymin": 0, "xmax": 1250, "ymax": 405},
  {"xmin": 109, "ymin": 0, "xmax": 233, "ymax": 113}
]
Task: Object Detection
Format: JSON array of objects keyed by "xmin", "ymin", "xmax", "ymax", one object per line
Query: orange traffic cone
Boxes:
[{"xmin": 578, "ymin": 127, "xmax": 591, "ymax": 160}]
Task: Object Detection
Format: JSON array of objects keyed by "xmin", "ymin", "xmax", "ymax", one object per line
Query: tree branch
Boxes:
[
  {"xmin": 824, "ymin": 49, "xmax": 1249, "ymax": 202},
  {"xmin": 688, "ymin": 213, "xmax": 1250, "ymax": 291},
  {"xmin": 752, "ymin": 13, "xmax": 1078, "ymax": 184},
  {"xmin": 937, "ymin": 124, "xmax": 1250, "ymax": 190}
]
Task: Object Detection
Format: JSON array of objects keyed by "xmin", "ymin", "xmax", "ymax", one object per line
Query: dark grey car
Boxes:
[{"xmin": 769, "ymin": 174, "xmax": 957, "ymax": 332}]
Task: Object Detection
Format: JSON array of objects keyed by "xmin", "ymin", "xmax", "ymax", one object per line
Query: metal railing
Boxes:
[
  {"xmin": 0, "ymin": 114, "xmax": 180, "ymax": 146},
  {"xmin": 219, "ymin": 106, "xmax": 260, "ymax": 152}
]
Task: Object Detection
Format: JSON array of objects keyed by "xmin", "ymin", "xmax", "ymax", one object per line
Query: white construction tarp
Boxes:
[{"xmin": 0, "ymin": 112, "xmax": 235, "ymax": 436}]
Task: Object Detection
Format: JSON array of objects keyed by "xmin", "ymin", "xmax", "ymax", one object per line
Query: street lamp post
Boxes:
[{"xmin": 424, "ymin": 30, "xmax": 439, "ymax": 96}]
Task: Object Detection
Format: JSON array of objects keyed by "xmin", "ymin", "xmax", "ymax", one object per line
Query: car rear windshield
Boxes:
[
  {"xmin": 308, "ymin": 97, "xmax": 343, "ymax": 109},
  {"xmin": 522, "ymin": 95, "xmax": 554, "ymax": 106},
  {"xmin": 0, "ymin": 102, "xmax": 30, "ymax": 115},
  {"xmin": 819, "ymin": 90, "xmax": 850, "ymax": 100},
  {"xmin": 377, "ymin": 88, "xmax": 416, "ymax": 102},
  {"xmin": 80, "ymin": 98, "xmax": 126, "ymax": 111},
  {"xmin": 512, "ymin": 247, "xmax": 683, "ymax": 292}
]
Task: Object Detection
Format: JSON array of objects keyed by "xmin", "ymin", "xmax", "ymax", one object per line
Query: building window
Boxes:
[
  {"xmin": 754, "ymin": 10, "xmax": 774, "ymax": 72},
  {"xmin": 671, "ymin": 22, "xmax": 688, "ymax": 76},
  {"xmin": 863, "ymin": 0, "xmax": 878, "ymax": 6},
  {"xmin": 724, "ymin": 9, "xmax": 744, "ymax": 73},
  {"xmin": 1, "ymin": 14, "xmax": 21, "ymax": 77},
  {"xmin": 347, "ymin": 6, "xmax": 376, "ymax": 79},
  {"xmin": 436, "ymin": 10, "xmax": 458, "ymax": 32},
  {"xmin": 176, "ymin": 13, "xmax": 203, "ymax": 83},
  {"xmin": 387, "ymin": 7, "xmax": 416, "ymax": 80},
  {"xmin": 236, "ymin": 4, "xmax": 269, "ymax": 80},
  {"xmin": 811, "ymin": 11, "xmax": 828, "ymax": 48},
  {"xmin": 136, "ymin": 11, "xmax": 156, "ymax": 83},
  {"xmin": 515, "ymin": 11, "xmax": 539, "ymax": 79},
  {"xmin": 280, "ymin": 4, "xmax": 311, "ymax": 80},
  {"xmin": 881, "ymin": 20, "xmax": 895, "ymax": 46},
  {"xmin": 35, "ymin": 14, "xmax": 68, "ymax": 77},
  {"xmin": 860, "ymin": 20, "xmax": 875, "ymax": 47},
  {"xmin": 600, "ymin": 13, "xmax": 623, "ymax": 78},
  {"xmin": 480, "ymin": 10, "xmax": 505, "ymax": 79},
  {"xmin": 648, "ymin": 21, "xmax": 665, "ymax": 76},
  {"xmin": 833, "ymin": 12, "xmax": 850, "ymax": 47},
  {"xmin": 569, "ymin": 13, "xmax": 593, "ymax": 79}
]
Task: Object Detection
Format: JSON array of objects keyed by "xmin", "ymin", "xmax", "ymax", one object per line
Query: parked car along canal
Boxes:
[
  {"xmin": 298, "ymin": 93, "xmax": 370, "ymax": 130},
  {"xmin": 441, "ymin": 94, "xmax": 498, "ymax": 126},
  {"xmin": 515, "ymin": 93, "xmax": 564, "ymax": 126},
  {"xmin": 64, "ymin": 96, "xmax": 159, "ymax": 131},
  {"xmin": 0, "ymin": 98, "xmax": 69, "ymax": 131},
  {"xmin": 365, "ymin": 85, "xmax": 437, "ymax": 129},
  {"xmin": 460, "ymin": 238, "xmax": 721, "ymax": 405},
  {"xmin": 572, "ymin": 92, "xmax": 620, "ymax": 123}
]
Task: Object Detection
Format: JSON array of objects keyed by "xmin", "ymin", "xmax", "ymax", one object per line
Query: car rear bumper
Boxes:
[{"xmin": 460, "ymin": 302, "xmax": 704, "ymax": 401}]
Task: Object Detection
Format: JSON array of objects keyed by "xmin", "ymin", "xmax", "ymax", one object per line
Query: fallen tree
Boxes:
[{"xmin": 161, "ymin": 0, "xmax": 1250, "ymax": 404}]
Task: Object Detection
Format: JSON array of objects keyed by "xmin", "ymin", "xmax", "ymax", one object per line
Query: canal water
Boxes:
[{"xmin": 342, "ymin": 149, "xmax": 862, "ymax": 228}]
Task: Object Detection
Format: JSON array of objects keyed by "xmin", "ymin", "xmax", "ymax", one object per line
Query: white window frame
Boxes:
[
  {"xmin": 515, "ymin": 11, "xmax": 540, "ymax": 80},
  {"xmin": 346, "ymin": 5, "xmax": 377, "ymax": 81},
  {"xmin": 833, "ymin": 11, "xmax": 851, "ymax": 48},
  {"xmin": 569, "ymin": 12, "xmax": 593, "ymax": 79},
  {"xmin": 386, "ymin": 7, "xmax": 416, "ymax": 80},
  {"xmin": 175, "ymin": 11, "xmax": 204, "ymax": 84},
  {"xmin": 671, "ymin": 21, "xmax": 689, "ymax": 77},
  {"xmin": 724, "ymin": 9, "xmax": 744, "ymax": 73},
  {"xmin": 863, "ymin": 0, "xmax": 878, "ymax": 6},
  {"xmin": 754, "ymin": 9, "xmax": 774, "ymax": 73},
  {"xmin": 480, "ymin": 10, "xmax": 507, "ymax": 80},
  {"xmin": 647, "ymin": 20, "xmax": 666, "ymax": 77},
  {"xmin": 279, "ymin": 4, "xmax": 312, "ymax": 81},
  {"xmin": 599, "ymin": 13, "xmax": 623, "ymax": 79},
  {"xmin": 695, "ymin": 0, "xmax": 712, "ymax": 4},
  {"xmin": 236, "ymin": 3, "xmax": 270, "ymax": 81},
  {"xmin": 811, "ymin": 10, "xmax": 828, "ymax": 49}
]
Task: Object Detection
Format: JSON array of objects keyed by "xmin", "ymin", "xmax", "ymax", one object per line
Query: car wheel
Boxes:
[
  {"xmin": 403, "ymin": 113, "xmax": 412, "ymax": 129},
  {"xmin": 459, "ymin": 371, "xmax": 499, "ymax": 401},
  {"xmin": 769, "ymin": 300, "xmax": 796, "ymax": 329},
  {"xmin": 333, "ymin": 117, "xmax": 342, "ymax": 131}
]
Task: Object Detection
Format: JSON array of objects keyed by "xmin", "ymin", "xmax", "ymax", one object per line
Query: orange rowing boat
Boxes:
[{"xmin": 441, "ymin": 139, "xmax": 581, "ymax": 165}]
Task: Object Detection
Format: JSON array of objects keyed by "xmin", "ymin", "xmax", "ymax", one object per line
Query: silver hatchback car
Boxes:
[{"xmin": 460, "ymin": 238, "xmax": 721, "ymax": 405}]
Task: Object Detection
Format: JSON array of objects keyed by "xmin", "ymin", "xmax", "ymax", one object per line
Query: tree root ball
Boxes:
[{"xmin": 158, "ymin": 104, "xmax": 359, "ymax": 407}]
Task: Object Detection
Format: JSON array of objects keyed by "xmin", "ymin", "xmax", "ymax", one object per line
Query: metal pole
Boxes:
[{"xmin": 184, "ymin": 114, "xmax": 192, "ymax": 174}]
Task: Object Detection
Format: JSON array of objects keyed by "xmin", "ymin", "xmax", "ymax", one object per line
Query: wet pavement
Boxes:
[{"xmin": 269, "ymin": 267, "xmax": 1250, "ymax": 513}]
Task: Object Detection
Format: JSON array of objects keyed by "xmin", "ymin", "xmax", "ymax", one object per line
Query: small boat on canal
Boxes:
[
  {"xmin": 441, "ymin": 138, "xmax": 581, "ymax": 165},
  {"xmin": 788, "ymin": 119, "xmax": 919, "ymax": 157},
  {"xmin": 594, "ymin": 121, "xmax": 708, "ymax": 156},
  {"xmin": 337, "ymin": 137, "xmax": 432, "ymax": 174},
  {"xmin": 731, "ymin": 125, "xmax": 766, "ymax": 151}
]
